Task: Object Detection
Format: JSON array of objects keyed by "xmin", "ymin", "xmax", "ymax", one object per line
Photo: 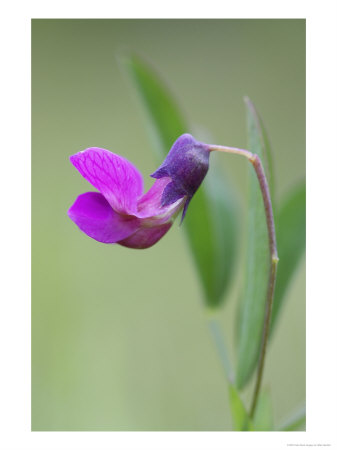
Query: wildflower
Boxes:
[{"xmin": 68, "ymin": 134, "xmax": 210, "ymax": 249}]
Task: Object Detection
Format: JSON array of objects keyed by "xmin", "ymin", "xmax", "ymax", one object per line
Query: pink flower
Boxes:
[{"xmin": 68, "ymin": 134, "xmax": 210, "ymax": 249}]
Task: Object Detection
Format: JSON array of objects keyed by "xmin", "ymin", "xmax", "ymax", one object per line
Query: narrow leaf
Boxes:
[
  {"xmin": 253, "ymin": 389, "xmax": 274, "ymax": 431},
  {"xmin": 228, "ymin": 384, "xmax": 254, "ymax": 431},
  {"xmin": 236, "ymin": 98, "xmax": 272, "ymax": 389},
  {"xmin": 185, "ymin": 164, "xmax": 238, "ymax": 307},
  {"xmin": 123, "ymin": 55, "xmax": 186, "ymax": 160},
  {"xmin": 244, "ymin": 96, "xmax": 275, "ymax": 200},
  {"xmin": 271, "ymin": 183, "xmax": 306, "ymax": 333},
  {"xmin": 125, "ymin": 55, "xmax": 237, "ymax": 307}
]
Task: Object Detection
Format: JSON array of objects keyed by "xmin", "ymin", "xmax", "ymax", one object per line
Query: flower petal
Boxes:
[
  {"xmin": 136, "ymin": 178, "xmax": 184, "ymax": 220},
  {"xmin": 70, "ymin": 148, "xmax": 143, "ymax": 215},
  {"xmin": 161, "ymin": 181, "xmax": 186, "ymax": 206},
  {"xmin": 68, "ymin": 192, "xmax": 140, "ymax": 243},
  {"xmin": 118, "ymin": 222, "xmax": 172, "ymax": 249},
  {"xmin": 136, "ymin": 178, "xmax": 170, "ymax": 217}
]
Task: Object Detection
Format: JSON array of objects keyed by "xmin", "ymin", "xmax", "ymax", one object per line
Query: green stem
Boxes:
[{"xmin": 208, "ymin": 144, "xmax": 279, "ymax": 419}]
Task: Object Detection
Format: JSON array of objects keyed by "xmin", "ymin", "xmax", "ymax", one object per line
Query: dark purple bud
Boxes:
[{"xmin": 151, "ymin": 134, "xmax": 210, "ymax": 221}]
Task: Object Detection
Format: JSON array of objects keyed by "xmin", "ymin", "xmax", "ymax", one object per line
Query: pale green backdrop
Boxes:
[{"xmin": 32, "ymin": 19, "xmax": 305, "ymax": 431}]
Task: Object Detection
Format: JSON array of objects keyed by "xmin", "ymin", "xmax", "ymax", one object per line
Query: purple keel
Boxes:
[{"xmin": 68, "ymin": 192, "xmax": 140, "ymax": 243}]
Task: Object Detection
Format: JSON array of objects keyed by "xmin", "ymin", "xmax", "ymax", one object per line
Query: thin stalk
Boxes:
[{"xmin": 208, "ymin": 144, "xmax": 279, "ymax": 419}]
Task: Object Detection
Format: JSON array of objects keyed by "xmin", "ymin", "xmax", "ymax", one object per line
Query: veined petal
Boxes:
[
  {"xmin": 118, "ymin": 222, "xmax": 172, "ymax": 249},
  {"xmin": 70, "ymin": 148, "xmax": 143, "ymax": 215},
  {"xmin": 68, "ymin": 192, "xmax": 140, "ymax": 243}
]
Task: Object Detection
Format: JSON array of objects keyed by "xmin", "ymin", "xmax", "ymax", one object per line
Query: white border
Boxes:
[{"xmin": 1, "ymin": 1, "xmax": 337, "ymax": 449}]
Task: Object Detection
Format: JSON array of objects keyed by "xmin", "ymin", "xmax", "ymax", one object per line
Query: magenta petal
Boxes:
[
  {"xmin": 136, "ymin": 178, "xmax": 184, "ymax": 219},
  {"xmin": 70, "ymin": 148, "xmax": 143, "ymax": 215},
  {"xmin": 68, "ymin": 192, "xmax": 140, "ymax": 243},
  {"xmin": 118, "ymin": 222, "xmax": 172, "ymax": 249},
  {"xmin": 136, "ymin": 178, "xmax": 170, "ymax": 217}
]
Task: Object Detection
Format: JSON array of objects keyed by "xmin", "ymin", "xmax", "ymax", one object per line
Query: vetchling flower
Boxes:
[{"xmin": 68, "ymin": 134, "xmax": 210, "ymax": 249}]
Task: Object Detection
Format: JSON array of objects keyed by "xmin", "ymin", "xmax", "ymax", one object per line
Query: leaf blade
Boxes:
[
  {"xmin": 236, "ymin": 98, "xmax": 271, "ymax": 388},
  {"xmin": 271, "ymin": 183, "xmax": 306, "ymax": 332},
  {"xmin": 244, "ymin": 96, "xmax": 275, "ymax": 200},
  {"xmin": 228, "ymin": 384, "xmax": 254, "ymax": 431},
  {"xmin": 185, "ymin": 164, "xmax": 238, "ymax": 306},
  {"xmin": 125, "ymin": 55, "xmax": 237, "ymax": 307},
  {"xmin": 253, "ymin": 389, "xmax": 274, "ymax": 431},
  {"xmin": 124, "ymin": 54, "xmax": 186, "ymax": 157}
]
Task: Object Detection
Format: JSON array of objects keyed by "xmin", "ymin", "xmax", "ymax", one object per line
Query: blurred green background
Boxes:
[{"xmin": 32, "ymin": 19, "xmax": 305, "ymax": 431}]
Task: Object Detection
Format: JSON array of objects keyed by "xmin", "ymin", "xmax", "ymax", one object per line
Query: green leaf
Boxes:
[
  {"xmin": 253, "ymin": 389, "xmax": 274, "ymax": 431},
  {"xmin": 125, "ymin": 54, "xmax": 237, "ymax": 307},
  {"xmin": 123, "ymin": 54, "xmax": 186, "ymax": 159},
  {"xmin": 271, "ymin": 183, "xmax": 306, "ymax": 333},
  {"xmin": 244, "ymin": 96, "xmax": 275, "ymax": 200},
  {"xmin": 236, "ymin": 98, "xmax": 271, "ymax": 389},
  {"xmin": 228, "ymin": 384, "xmax": 254, "ymax": 431},
  {"xmin": 185, "ymin": 163, "xmax": 238, "ymax": 307},
  {"xmin": 278, "ymin": 405, "xmax": 306, "ymax": 431}
]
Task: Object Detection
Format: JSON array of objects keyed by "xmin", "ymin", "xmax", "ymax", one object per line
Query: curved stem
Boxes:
[
  {"xmin": 248, "ymin": 155, "xmax": 278, "ymax": 418},
  {"xmin": 208, "ymin": 144, "xmax": 279, "ymax": 419}
]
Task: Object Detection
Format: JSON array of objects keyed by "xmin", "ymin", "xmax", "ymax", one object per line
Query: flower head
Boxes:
[{"xmin": 68, "ymin": 134, "xmax": 209, "ymax": 249}]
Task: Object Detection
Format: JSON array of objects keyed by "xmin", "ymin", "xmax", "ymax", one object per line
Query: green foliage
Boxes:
[
  {"xmin": 123, "ymin": 55, "xmax": 186, "ymax": 160},
  {"xmin": 253, "ymin": 389, "xmax": 274, "ymax": 431},
  {"xmin": 228, "ymin": 384, "xmax": 254, "ymax": 431},
  {"xmin": 125, "ymin": 57, "xmax": 305, "ymax": 429},
  {"xmin": 271, "ymin": 183, "xmax": 306, "ymax": 332},
  {"xmin": 229, "ymin": 387, "xmax": 275, "ymax": 431},
  {"xmin": 185, "ymin": 168, "xmax": 238, "ymax": 307},
  {"xmin": 125, "ymin": 55, "xmax": 237, "ymax": 307},
  {"xmin": 236, "ymin": 98, "xmax": 272, "ymax": 389}
]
